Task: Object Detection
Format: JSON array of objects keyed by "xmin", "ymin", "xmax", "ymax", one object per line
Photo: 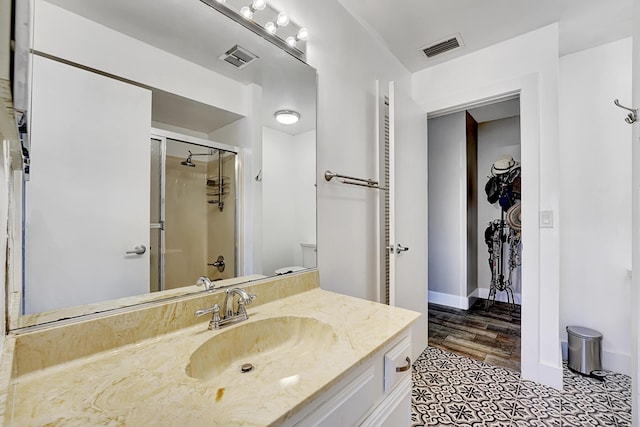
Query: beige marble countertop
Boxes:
[{"xmin": 5, "ymin": 287, "xmax": 419, "ymax": 426}]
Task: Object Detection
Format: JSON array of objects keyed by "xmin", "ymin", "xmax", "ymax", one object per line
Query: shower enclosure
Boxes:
[{"xmin": 150, "ymin": 134, "xmax": 238, "ymax": 292}]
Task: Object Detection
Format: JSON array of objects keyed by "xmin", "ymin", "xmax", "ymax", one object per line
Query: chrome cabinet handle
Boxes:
[
  {"xmin": 396, "ymin": 356, "xmax": 411, "ymax": 372},
  {"xmin": 396, "ymin": 244, "xmax": 409, "ymax": 254},
  {"xmin": 126, "ymin": 245, "xmax": 146, "ymax": 255}
]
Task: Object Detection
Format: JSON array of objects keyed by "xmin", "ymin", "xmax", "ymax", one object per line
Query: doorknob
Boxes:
[
  {"xmin": 386, "ymin": 244, "xmax": 410, "ymax": 254},
  {"xmin": 395, "ymin": 243, "xmax": 409, "ymax": 254},
  {"xmin": 208, "ymin": 255, "xmax": 226, "ymax": 273},
  {"xmin": 126, "ymin": 245, "xmax": 146, "ymax": 255}
]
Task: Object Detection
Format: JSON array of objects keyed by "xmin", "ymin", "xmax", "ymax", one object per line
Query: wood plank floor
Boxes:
[{"xmin": 428, "ymin": 299, "xmax": 521, "ymax": 372}]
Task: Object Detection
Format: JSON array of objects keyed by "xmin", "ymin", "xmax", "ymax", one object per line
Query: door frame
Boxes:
[
  {"xmin": 150, "ymin": 127, "xmax": 242, "ymax": 280},
  {"xmin": 416, "ymin": 73, "xmax": 561, "ymax": 387}
]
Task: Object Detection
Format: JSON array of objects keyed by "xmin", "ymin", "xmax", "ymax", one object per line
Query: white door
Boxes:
[
  {"xmin": 387, "ymin": 81, "xmax": 428, "ymax": 360},
  {"xmin": 25, "ymin": 55, "xmax": 152, "ymax": 313}
]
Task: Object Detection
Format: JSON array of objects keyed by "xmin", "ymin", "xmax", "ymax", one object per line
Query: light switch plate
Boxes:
[{"xmin": 539, "ymin": 210, "xmax": 554, "ymax": 228}]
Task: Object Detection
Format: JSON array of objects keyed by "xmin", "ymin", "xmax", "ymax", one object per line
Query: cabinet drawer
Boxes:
[{"xmin": 384, "ymin": 334, "xmax": 411, "ymax": 393}]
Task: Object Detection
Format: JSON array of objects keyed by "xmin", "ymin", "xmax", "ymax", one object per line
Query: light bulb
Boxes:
[
  {"xmin": 276, "ymin": 12, "xmax": 290, "ymax": 26},
  {"xmin": 296, "ymin": 27, "xmax": 309, "ymax": 41},
  {"xmin": 240, "ymin": 6, "xmax": 253, "ymax": 18},
  {"xmin": 265, "ymin": 22, "xmax": 277, "ymax": 34},
  {"xmin": 251, "ymin": 0, "xmax": 266, "ymax": 10},
  {"xmin": 286, "ymin": 36, "xmax": 296, "ymax": 47}
]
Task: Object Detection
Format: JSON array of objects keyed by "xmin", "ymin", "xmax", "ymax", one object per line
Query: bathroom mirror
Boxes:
[{"xmin": 12, "ymin": 0, "xmax": 316, "ymax": 329}]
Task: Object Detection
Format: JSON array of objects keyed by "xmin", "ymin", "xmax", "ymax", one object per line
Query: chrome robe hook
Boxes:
[{"xmin": 614, "ymin": 99, "xmax": 638, "ymax": 124}]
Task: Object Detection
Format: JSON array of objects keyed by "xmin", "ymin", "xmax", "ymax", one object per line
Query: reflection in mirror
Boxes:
[
  {"xmin": 262, "ymin": 128, "xmax": 317, "ymax": 275},
  {"xmin": 14, "ymin": 0, "xmax": 316, "ymax": 329},
  {"xmin": 151, "ymin": 137, "xmax": 239, "ymax": 293}
]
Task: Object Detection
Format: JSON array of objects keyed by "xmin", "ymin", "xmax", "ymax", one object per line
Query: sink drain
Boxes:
[{"xmin": 240, "ymin": 363, "xmax": 255, "ymax": 373}]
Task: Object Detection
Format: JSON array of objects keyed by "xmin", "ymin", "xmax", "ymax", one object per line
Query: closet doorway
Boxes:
[{"xmin": 427, "ymin": 97, "xmax": 522, "ymax": 372}]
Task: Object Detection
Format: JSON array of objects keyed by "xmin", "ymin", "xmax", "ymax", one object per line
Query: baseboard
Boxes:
[
  {"xmin": 476, "ymin": 287, "xmax": 522, "ymax": 305},
  {"xmin": 560, "ymin": 340, "xmax": 631, "ymax": 376},
  {"xmin": 428, "ymin": 291, "xmax": 470, "ymax": 309},
  {"xmin": 428, "ymin": 288, "xmax": 521, "ymax": 310},
  {"xmin": 537, "ymin": 361, "xmax": 563, "ymax": 390}
]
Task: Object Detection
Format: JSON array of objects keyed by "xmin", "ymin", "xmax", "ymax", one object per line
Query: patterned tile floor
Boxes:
[{"xmin": 412, "ymin": 346, "xmax": 632, "ymax": 426}]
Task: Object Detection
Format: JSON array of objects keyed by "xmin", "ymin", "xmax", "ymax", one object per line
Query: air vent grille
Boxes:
[
  {"xmin": 219, "ymin": 45, "xmax": 259, "ymax": 69},
  {"xmin": 421, "ymin": 34, "xmax": 464, "ymax": 58}
]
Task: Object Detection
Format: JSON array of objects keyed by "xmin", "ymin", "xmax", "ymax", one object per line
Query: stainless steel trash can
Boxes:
[{"xmin": 566, "ymin": 326, "xmax": 602, "ymax": 375}]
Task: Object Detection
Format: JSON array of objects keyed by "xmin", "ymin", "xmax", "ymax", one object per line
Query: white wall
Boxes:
[
  {"xmin": 427, "ymin": 112, "xmax": 467, "ymax": 307},
  {"xmin": 477, "ymin": 117, "xmax": 521, "ymax": 302},
  {"xmin": 262, "ymin": 127, "xmax": 315, "ymax": 274},
  {"xmin": 413, "ymin": 25, "xmax": 561, "ymax": 388},
  {"xmin": 271, "ymin": 0, "xmax": 412, "ymax": 302},
  {"xmin": 33, "ymin": 0, "xmax": 250, "ymax": 118},
  {"xmin": 632, "ymin": 0, "xmax": 640, "ymax": 421},
  {"xmin": 559, "ymin": 38, "xmax": 632, "ymax": 375}
]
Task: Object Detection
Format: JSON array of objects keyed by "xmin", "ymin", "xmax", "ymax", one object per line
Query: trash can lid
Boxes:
[{"xmin": 566, "ymin": 326, "xmax": 603, "ymax": 340}]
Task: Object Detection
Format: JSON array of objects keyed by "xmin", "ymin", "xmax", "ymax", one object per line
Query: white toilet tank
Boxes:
[
  {"xmin": 274, "ymin": 243, "xmax": 317, "ymax": 275},
  {"xmin": 301, "ymin": 243, "xmax": 317, "ymax": 268}
]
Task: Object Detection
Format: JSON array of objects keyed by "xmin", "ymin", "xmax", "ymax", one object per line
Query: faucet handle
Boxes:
[
  {"xmin": 195, "ymin": 304, "xmax": 221, "ymax": 330},
  {"xmin": 195, "ymin": 303, "xmax": 220, "ymax": 318}
]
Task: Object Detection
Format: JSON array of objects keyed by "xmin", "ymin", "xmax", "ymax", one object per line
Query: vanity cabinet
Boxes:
[{"xmin": 285, "ymin": 329, "xmax": 413, "ymax": 427}]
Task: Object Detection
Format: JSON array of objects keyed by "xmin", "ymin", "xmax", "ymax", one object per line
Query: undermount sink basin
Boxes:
[{"xmin": 186, "ymin": 316, "xmax": 339, "ymax": 382}]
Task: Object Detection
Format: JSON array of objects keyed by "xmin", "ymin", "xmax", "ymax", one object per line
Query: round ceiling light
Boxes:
[{"xmin": 275, "ymin": 110, "xmax": 300, "ymax": 125}]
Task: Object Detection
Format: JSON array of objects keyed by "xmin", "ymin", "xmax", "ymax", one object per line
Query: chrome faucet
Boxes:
[
  {"xmin": 223, "ymin": 288, "xmax": 255, "ymax": 319},
  {"xmin": 195, "ymin": 288, "xmax": 256, "ymax": 330},
  {"xmin": 196, "ymin": 276, "xmax": 215, "ymax": 290}
]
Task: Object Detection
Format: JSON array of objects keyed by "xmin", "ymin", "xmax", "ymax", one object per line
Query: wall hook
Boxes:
[
  {"xmin": 613, "ymin": 99, "xmax": 638, "ymax": 124},
  {"xmin": 255, "ymin": 169, "xmax": 262, "ymax": 182}
]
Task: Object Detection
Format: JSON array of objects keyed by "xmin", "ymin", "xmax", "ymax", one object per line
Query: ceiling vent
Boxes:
[
  {"xmin": 219, "ymin": 45, "xmax": 259, "ymax": 69},
  {"xmin": 420, "ymin": 34, "xmax": 464, "ymax": 58}
]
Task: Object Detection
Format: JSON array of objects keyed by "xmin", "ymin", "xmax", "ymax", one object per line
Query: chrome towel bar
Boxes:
[{"xmin": 324, "ymin": 170, "xmax": 388, "ymax": 191}]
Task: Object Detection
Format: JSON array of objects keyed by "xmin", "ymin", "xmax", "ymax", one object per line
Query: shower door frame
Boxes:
[{"xmin": 150, "ymin": 128, "xmax": 242, "ymax": 291}]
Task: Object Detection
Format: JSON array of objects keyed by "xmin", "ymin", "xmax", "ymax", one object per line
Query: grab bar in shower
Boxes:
[
  {"xmin": 324, "ymin": 170, "xmax": 388, "ymax": 191},
  {"xmin": 614, "ymin": 99, "xmax": 638, "ymax": 124}
]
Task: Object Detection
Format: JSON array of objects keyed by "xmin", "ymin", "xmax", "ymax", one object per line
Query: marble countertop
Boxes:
[{"xmin": 6, "ymin": 288, "xmax": 419, "ymax": 426}]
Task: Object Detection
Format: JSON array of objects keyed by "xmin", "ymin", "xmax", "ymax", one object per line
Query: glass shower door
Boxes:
[{"xmin": 159, "ymin": 137, "xmax": 238, "ymax": 290}]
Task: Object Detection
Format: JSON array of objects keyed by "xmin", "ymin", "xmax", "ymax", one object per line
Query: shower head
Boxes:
[
  {"xmin": 181, "ymin": 151, "xmax": 196, "ymax": 167},
  {"xmin": 180, "ymin": 149, "xmax": 214, "ymax": 167}
]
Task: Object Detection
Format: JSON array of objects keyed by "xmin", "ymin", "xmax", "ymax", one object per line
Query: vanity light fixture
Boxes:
[
  {"xmin": 200, "ymin": 0, "xmax": 308, "ymax": 60},
  {"xmin": 275, "ymin": 110, "xmax": 300, "ymax": 125}
]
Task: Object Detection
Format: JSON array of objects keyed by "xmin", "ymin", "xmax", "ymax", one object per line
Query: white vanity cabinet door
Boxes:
[
  {"xmin": 359, "ymin": 334, "xmax": 412, "ymax": 426},
  {"xmin": 361, "ymin": 375, "xmax": 411, "ymax": 427},
  {"xmin": 289, "ymin": 329, "xmax": 413, "ymax": 427},
  {"xmin": 295, "ymin": 366, "xmax": 376, "ymax": 427}
]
